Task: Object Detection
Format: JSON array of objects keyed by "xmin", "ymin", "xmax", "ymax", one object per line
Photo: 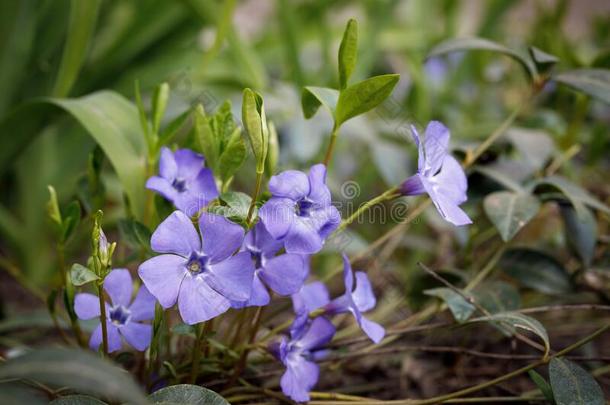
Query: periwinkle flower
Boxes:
[
  {"xmin": 232, "ymin": 222, "xmax": 308, "ymax": 308},
  {"xmin": 324, "ymin": 254, "xmax": 385, "ymax": 343},
  {"xmin": 146, "ymin": 147, "xmax": 219, "ymax": 216},
  {"xmin": 400, "ymin": 121, "xmax": 472, "ymax": 226},
  {"xmin": 259, "ymin": 164, "xmax": 340, "ymax": 254},
  {"xmin": 75, "ymin": 269, "xmax": 155, "ymax": 352},
  {"xmin": 271, "ymin": 316, "xmax": 336, "ymax": 402},
  {"xmin": 291, "ymin": 281, "xmax": 331, "ymax": 335},
  {"xmin": 138, "ymin": 211, "xmax": 254, "ymax": 324}
]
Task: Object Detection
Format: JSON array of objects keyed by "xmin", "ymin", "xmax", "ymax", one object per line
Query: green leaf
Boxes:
[
  {"xmin": 52, "ymin": 0, "xmax": 101, "ymax": 97},
  {"xmin": 194, "ymin": 104, "xmax": 219, "ymax": 171},
  {"xmin": 338, "ymin": 19, "xmax": 358, "ymax": 89},
  {"xmin": 474, "ymin": 281, "xmax": 521, "ymax": 314},
  {"xmin": 427, "ymin": 37, "xmax": 536, "ymax": 79},
  {"xmin": 241, "ymin": 88, "xmax": 268, "ymax": 172},
  {"xmin": 529, "ymin": 47, "xmax": 559, "ymax": 75},
  {"xmin": 148, "ymin": 384, "xmax": 229, "ymax": 405},
  {"xmin": 265, "ymin": 121, "xmax": 279, "ymax": 178},
  {"xmin": 210, "ymin": 191, "xmax": 252, "ymax": 224},
  {"xmin": 151, "ymin": 82, "xmax": 170, "ymax": 134},
  {"xmin": 70, "ymin": 263, "xmax": 99, "ymax": 286},
  {"xmin": 61, "ymin": 200, "xmax": 81, "ymax": 243},
  {"xmin": 47, "ymin": 185, "xmax": 62, "ymax": 226},
  {"xmin": 171, "ymin": 323, "xmax": 196, "ymax": 337},
  {"xmin": 471, "ymin": 312, "xmax": 550, "ymax": 356},
  {"xmin": 549, "ymin": 358, "xmax": 604, "ymax": 405},
  {"xmin": 560, "ymin": 205, "xmax": 597, "ymax": 267},
  {"xmin": 335, "ymin": 74, "xmax": 399, "ymax": 125},
  {"xmin": 118, "ymin": 218, "xmax": 152, "ymax": 251},
  {"xmin": 424, "ymin": 287, "xmax": 475, "ymax": 323},
  {"xmin": 158, "ymin": 108, "xmax": 192, "ymax": 147},
  {"xmin": 218, "ymin": 127, "xmax": 246, "ymax": 183},
  {"xmin": 483, "ymin": 191, "xmax": 541, "ymax": 241},
  {"xmin": 472, "ymin": 166, "xmax": 524, "ymax": 192},
  {"xmin": 50, "ymin": 395, "xmax": 107, "ymax": 405},
  {"xmin": 0, "ymin": 348, "xmax": 148, "ymax": 405},
  {"xmin": 529, "ymin": 175, "xmax": 610, "ymax": 217},
  {"xmin": 500, "ymin": 248, "xmax": 571, "ymax": 294},
  {"xmin": 554, "ymin": 68, "xmax": 610, "ymax": 105},
  {"xmin": 528, "ymin": 370, "xmax": 554, "ymax": 403},
  {"xmin": 0, "ymin": 382, "xmax": 47, "ymax": 405},
  {"xmin": 301, "ymin": 86, "xmax": 340, "ymax": 119}
]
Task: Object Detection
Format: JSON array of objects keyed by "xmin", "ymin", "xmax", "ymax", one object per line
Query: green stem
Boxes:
[
  {"xmin": 323, "ymin": 123, "xmax": 339, "ymax": 167},
  {"xmin": 97, "ymin": 283, "xmax": 108, "ymax": 356},
  {"xmin": 246, "ymin": 171, "xmax": 263, "ymax": 225},
  {"xmin": 58, "ymin": 243, "xmax": 85, "ymax": 347},
  {"xmin": 189, "ymin": 322, "xmax": 205, "ymax": 384},
  {"xmin": 228, "ymin": 306, "xmax": 264, "ymax": 387},
  {"xmin": 336, "ymin": 187, "xmax": 400, "ymax": 233}
]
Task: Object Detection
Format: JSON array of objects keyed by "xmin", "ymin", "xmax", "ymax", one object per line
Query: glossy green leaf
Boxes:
[
  {"xmin": 218, "ymin": 127, "xmax": 246, "ymax": 183},
  {"xmin": 51, "ymin": 395, "xmax": 107, "ymax": 405},
  {"xmin": 500, "ymin": 248, "xmax": 571, "ymax": 294},
  {"xmin": 427, "ymin": 37, "xmax": 536, "ymax": 78},
  {"xmin": 47, "ymin": 185, "xmax": 62, "ymax": 226},
  {"xmin": 483, "ymin": 191, "xmax": 541, "ymax": 241},
  {"xmin": 194, "ymin": 104, "xmax": 219, "ymax": 170},
  {"xmin": 0, "ymin": 348, "xmax": 148, "ymax": 405},
  {"xmin": 528, "ymin": 370, "xmax": 554, "ymax": 403},
  {"xmin": 148, "ymin": 384, "xmax": 229, "ymax": 405},
  {"xmin": 211, "ymin": 191, "xmax": 252, "ymax": 224},
  {"xmin": 338, "ymin": 19, "xmax": 358, "ymax": 89},
  {"xmin": 424, "ymin": 287, "xmax": 475, "ymax": 322},
  {"xmin": 52, "ymin": 0, "xmax": 101, "ymax": 97},
  {"xmin": 471, "ymin": 312, "xmax": 550, "ymax": 355},
  {"xmin": 554, "ymin": 68, "xmax": 610, "ymax": 105},
  {"xmin": 560, "ymin": 205, "xmax": 597, "ymax": 267},
  {"xmin": 70, "ymin": 263, "xmax": 99, "ymax": 286},
  {"xmin": 301, "ymin": 86, "xmax": 339, "ymax": 119},
  {"xmin": 241, "ymin": 88, "xmax": 267, "ymax": 171},
  {"xmin": 549, "ymin": 358, "xmax": 604, "ymax": 405},
  {"xmin": 335, "ymin": 74, "xmax": 399, "ymax": 125},
  {"xmin": 529, "ymin": 175, "xmax": 610, "ymax": 217}
]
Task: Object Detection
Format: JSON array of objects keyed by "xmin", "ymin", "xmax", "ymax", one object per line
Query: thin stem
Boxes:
[
  {"xmin": 246, "ymin": 171, "xmax": 263, "ymax": 225},
  {"xmin": 336, "ymin": 187, "xmax": 400, "ymax": 233},
  {"xmin": 323, "ymin": 123, "xmax": 339, "ymax": 167},
  {"xmin": 228, "ymin": 306, "xmax": 264, "ymax": 387},
  {"xmin": 97, "ymin": 283, "xmax": 108, "ymax": 356},
  {"xmin": 189, "ymin": 322, "xmax": 205, "ymax": 384}
]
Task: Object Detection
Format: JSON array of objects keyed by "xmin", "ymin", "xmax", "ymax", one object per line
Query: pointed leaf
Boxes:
[
  {"xmin": 70, "ymin": 264, "xmax": 99, "ymax": 286},
  {"xmin": 484, "ymin": 191, "xmax": 541, "ymax": 241},
  {"xmin": 301, "ymin": 86, "xmax": 339, "ymax": 119},
  {"xmin": 335, "ymin": 74, "xmax": 399, "ymax": 125},
  {"xmin": 529, "ymin": 176, "xmax": 610, "ymax": 217},
  {"xmin": 338, "ymin": 19, "xmax": 358, "ymax": 89},
  {"xmin": 549, "ymin": 358, "xmax": 604, "ymax": 405},
  {"xmin": 424, "ymin": 287, "xmax": 475, "ymax": 323},
  {"xmin": 218, "ymin": 127, "xmax": 246, "ymax": 183},
  {"xmin": 528, "ymin": 370, "xmax": 554, "ymax": 403},
  {"xmin": 554, "ymin": 68, "xmax": 610, "ymax": 105},
  {"xmin": 560, "ymin": 205, "xmax": 597, "ymax": 267},
  {"xmin": 471, "ymin": 312, "xmax": 550, "ymax": 355},
  {"xmin": 148, "ymin": 384, "xmax": 229, "ymax": 405}
]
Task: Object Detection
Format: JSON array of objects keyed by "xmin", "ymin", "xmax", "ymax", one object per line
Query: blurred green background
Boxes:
[{"xmin": 0, "ymin": 0, "xmax": 608, "ymax": 290}]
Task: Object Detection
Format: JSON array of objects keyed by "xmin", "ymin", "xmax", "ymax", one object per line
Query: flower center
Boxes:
[
  {"xmin": 186, "ymin": 252, "xmax": 210, "ymax": 275},
  {"xmin": 109, "ymin": 305, "xmax": 131, "ymax": 326},
  {"xmin": 247, "ymin": 245, "xmax": 264, "ymax": 268},
  {"xmin": 296, "ymin": 198, "xmax": 315, "ymax": 217},
  {"xmin": 172, "ymin": 178, "xmax": 187, "ymax": 192}
]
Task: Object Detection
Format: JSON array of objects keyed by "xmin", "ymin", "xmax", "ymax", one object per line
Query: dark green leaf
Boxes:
[
  {"xmin": 194, "ymin": 104, "xmax": 219, "ymax": 171},
  {"xmin": 148, "ymin": 384, "xmax": 229, "ymax": 405},
  {"xmin": 474, "ymin": 281, "xmax": 520, "ymax": 314},
  {"xmin": 218, "ymin": 127, "xmax": 246, "ymax": 183},
  {"xmin": 549, "ymin": 358, "xmax": 604, "ymax": 405},
  {"xmin": 0, "ymin": 382, "xmax": 47, "ymax": 405},
  {"xmin": 118, "ymin": 218, "xmax": 152, "ymax": 251},
  {"xmin": 554, "ymin": 68, "xmax": 610, "ymax": 105},
  {"xmin": 52, "ymin": 0, "xmax": 101, "ymax": 97},
  {"xmin": 528, "ymin": 370, "xmax": 554, "ymax": 403},
  {"xmin": 0, "ymin": 348, "xmax": 148, "ymax": 405},
  {"xmin": 483, "ymin": 191, "xmax": 540, "ymax": 241},
  {"xmin": 529, "ymin": 47, "xmax": 559, "ymax": 74},
  {"xmin": 529, "ymin": 176, "xmax": 610, "ymax": 217},
  {"xmin": 560, "ymin": 205, "xmax": 597, "ymax": 267},
  {"xmin": 338, "ymin": 19, "xmax": 358, "ymax": 89},
  {"xmin": 424, "ymin": 287, "xmax": 475, "ymax": 322},
  {"xmin": 471, "ymin": 312, "xmax": 550, "ymax": 355},
  {"xmin": 500, "ymin": 248, "xmax": 571, "ymax": 294},
  {"xmin": 50, "ymin": 395, "xmax": 107, "ymax": 405},
  {"xmin": 70, "ymin": 263, "xmax": 99, "ymax": 286},
  {"xmin": 301, "ymin": 86, "xmax": 339, "ymax": 119},
  {"xmin": 210, "ymin": 191, "xmax": 252, "ymax": 224},
  {"xmin": 61, "ymin": 200, "xmax": 81, "ymax": 243},
  {"xmin": 335, "ymin": 74, "xmax": 399, "ymax": 125},
  {"xmin": 427, "ymin": 37, "xmax": 536, "ymax": 78}
]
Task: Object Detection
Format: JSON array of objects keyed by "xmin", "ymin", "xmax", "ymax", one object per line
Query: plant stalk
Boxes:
[
  {"xmin": 97, "ymin": 283, "xmax": 109, "ymax": 356},
  {"xmin": 323, "ymin": 123, "xmax": 339, "ymax": 167},
  {"xmin": 246, "ymin": 171, "xmax": 263, "ymax": 225}
]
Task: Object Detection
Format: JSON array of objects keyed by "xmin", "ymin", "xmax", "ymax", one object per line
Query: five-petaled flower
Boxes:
[
  {"xmin": 259, "ymin": 164, "xmax": 341, "ymax": 254},
  {"xmin": 138, "ymin": 211, "xmax": 254, "ymax": 324},
  {"xmin": 324, "ymin": 254, "xmax": 385, "ymax": 343},
  {"xmin": 271, "ymin": 316, "xmax": 335, "ymax": 402},
  {"xmin": 75, "ymin": 269, "xmax": 155, "ymax": 352},
  {"xmin": 400, "ymin": 121, "xmax": 472, "ymax": 226},
  {"xmin": 232, "ymin": 222, "xmax": 309, "ymax": 308},
  {"xmin": 146, "ymin": 147, "xmax": 219, "ymax": 216}
]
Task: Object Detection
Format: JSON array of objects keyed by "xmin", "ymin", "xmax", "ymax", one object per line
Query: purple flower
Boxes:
[
  {"xmin": 400, "ymin": 121, "xmax": 472, "ymax": 226},
  {"xmin": 291, "ymin": 281, "xmax": 331, "ymax": 335},
  {"xmin": 138, "ymin": 211, "xmax": 254, "ymax": 324},
  {"xmin": 324, "ymin": 254, "xmax": 385, "ymax": 343},
  {"xmin": 146, "ymin": 147, "xmax": 219, "ymax": 216},
  {"xmin": 272, "ymin": 316, "xmax": 336, "ymax": 402},
  {"xmin": 232, "ymin": 222, "xmax": 308, "ymax": 308},
  {"xmin": 259, "ymin": 164, "xmax": 341, "ymax": 254},
  {"xmin": 74, "ymin": 269, "xmax": 155, "ymax": 352}
]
